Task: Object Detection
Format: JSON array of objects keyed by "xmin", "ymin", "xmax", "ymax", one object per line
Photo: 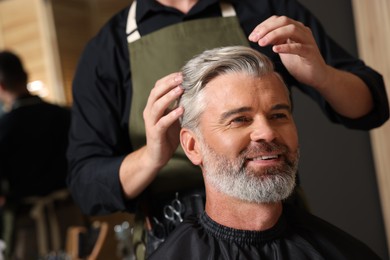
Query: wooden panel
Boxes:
[
  {"xmin": 352, "ymin": 0, "xmax": 390, "ymax": 255},
  {"xmin": 51, "ymin": 0, "xmax": 91, "ymax": 105},
  {"xmin": 38, "ymin": 0, "xmax": 66, "ymax": 104},
  {"xmin": 0, "ymin": 22, "xmax": 3, "ymax": 48},
  {"xmin": 88, "ymin": 0, "xmax": 131, "ymax": 33},
  {"xmin": 1, "ymin": 0, "xmax": 131, "ymax": 105},
  {"xmin": 0, "ymin": 0, "xmax": 65, "ymax": 104},
  {"xmin": 0, "ymin": 0, "xmax": 48, "ymax": 88},
  {"xmin": 50, "ymin": 0, "xmax": 130, "ymax": 105}
]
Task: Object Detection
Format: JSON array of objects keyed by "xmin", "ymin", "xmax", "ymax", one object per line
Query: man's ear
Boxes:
[{"xmin": 180, "ymin": 128, "xmax": 202, "ymax": 166}]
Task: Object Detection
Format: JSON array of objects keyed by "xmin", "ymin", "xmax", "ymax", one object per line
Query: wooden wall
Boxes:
[
  {"xmin": 0, "ymin": 0, "xmax": 64, "ymax": 104},
  {"xmin": 0, "ymin": 1, "xmax": 132, "ymax": 258},
  {"xmin": 352, "ymin": 0, "xmax": 390, "ymax": 255},
  {"xmin": 87, "ymin": 0, "xmax": 131, "ymax": 33},
  {"xmin": 50, "ymin": 0, "xmax": 91, "ymax": 105},
  {"xmin": 50, "ymin": 0, "xmax": 130, "ymax": 104},
  {"xmin": 0, "ymin": 0, "xmax": 129, "ymax": 105}
]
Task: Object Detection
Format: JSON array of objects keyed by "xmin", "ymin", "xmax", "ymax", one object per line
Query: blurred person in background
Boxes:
[{"xmin": 0, "ymin": 51, "xmax": 71, "ymax": 259}]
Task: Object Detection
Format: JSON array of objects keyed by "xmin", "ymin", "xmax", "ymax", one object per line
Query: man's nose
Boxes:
[{"xmin": 249, "ymin": 119, "xmax": 277, "ymax": 143}]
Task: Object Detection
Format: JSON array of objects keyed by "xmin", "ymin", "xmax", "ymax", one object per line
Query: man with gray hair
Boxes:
[{"xmin": 148, "ymin": 46, "xmax": 380, "ymax": 259}]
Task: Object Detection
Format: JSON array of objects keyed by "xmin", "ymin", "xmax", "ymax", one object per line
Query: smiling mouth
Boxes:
[{"xmin": 251, "ymin": 155, "xmax": 280, "ymax": 161}]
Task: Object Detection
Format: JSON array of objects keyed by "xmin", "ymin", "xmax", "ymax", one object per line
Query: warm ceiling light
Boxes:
[{"xmin": 27, "ymin": 80, "xmax": 48, "ymax": 97}]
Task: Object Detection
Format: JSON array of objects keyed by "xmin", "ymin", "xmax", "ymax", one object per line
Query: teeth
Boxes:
[{"xmin": 255, "ymin": 155, "xmax": 279, "ymax": 160}]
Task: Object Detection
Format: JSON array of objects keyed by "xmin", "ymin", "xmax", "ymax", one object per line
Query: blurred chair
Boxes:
[{"xmin": 66, "ymin": 221, "xmax": 109, "ymax": 260}]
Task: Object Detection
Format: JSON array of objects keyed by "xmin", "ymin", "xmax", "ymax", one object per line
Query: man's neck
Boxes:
[
  {"xmin": 156, "ymin": 0, "xmax": 198, "ymax": 14},
  {"xmin": 205, "ymin": 185, "xmax": 283, "ymax": 231},
  {"xmin": 0, "ymin": 93, "xmax": 15, "ymax": 112},
  {"xmin": 0, "ymin": 89, "xmax": 29, "ymax": 112}
]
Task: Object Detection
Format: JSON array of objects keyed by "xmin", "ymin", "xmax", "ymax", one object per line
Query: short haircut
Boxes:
[
  {"xmin": 179, "ymin": 46, "xmax": 277, "ymax": 132},
  {"xmin": 0, "ymin": 51, "xmax": 28, "ymax": 91}
]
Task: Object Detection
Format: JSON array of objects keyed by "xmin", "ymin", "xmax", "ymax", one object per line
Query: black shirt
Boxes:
[
  {"xmin": 0, "ymin": 95, "xmax": 70, "ymax": 202},
  {"xmin": 68, "ymin": 0, "xmax": 389, "ymax": 215}
]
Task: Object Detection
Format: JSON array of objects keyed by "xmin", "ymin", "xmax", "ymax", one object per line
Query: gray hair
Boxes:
[{"xmin": 179, "ymin": 46, "xmax": 275, "ymax": 131}]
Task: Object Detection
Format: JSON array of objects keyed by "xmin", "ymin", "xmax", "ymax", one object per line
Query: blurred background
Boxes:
[{"xmin": 0, "ymin": 0, "xmax": 389, "ymax": 259}]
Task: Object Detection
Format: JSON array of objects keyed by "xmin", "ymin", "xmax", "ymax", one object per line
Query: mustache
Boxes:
[{"xmin": 240, "ymin": 141, "xmax": 289, "ymax": 157}]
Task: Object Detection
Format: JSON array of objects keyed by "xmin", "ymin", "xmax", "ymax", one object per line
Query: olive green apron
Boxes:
[
  {"xmin": 127, "ymin": 2, "xmax": 249, "ymax": 258},
  {"xmin": 127, "ymin": 1, "xmax": 249, "ymax": 195}
]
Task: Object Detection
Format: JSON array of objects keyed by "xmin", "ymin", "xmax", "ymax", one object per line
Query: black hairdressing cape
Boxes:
[{"xmin": 148, "ymin": 204, "xmax": 381, "ymax": 260}]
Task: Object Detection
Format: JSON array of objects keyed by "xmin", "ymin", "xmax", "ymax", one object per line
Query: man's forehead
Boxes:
[{"xmin": 203, "ymin": 72, "xmax": 290, "ymax": 106}]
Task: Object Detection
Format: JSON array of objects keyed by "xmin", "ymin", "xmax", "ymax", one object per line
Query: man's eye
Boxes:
[
  {"xmin": 230, "ymin": 116, "xmax": 252, "ymax": 125},
  {"xmin": 271, "ymin": 113, "xmax": 288, "ymax": 120}
]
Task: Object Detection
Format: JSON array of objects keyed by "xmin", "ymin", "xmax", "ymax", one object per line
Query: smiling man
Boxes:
[{"xmin": 148, "ymin": 46, "xmax": 380, "ymax": 259}]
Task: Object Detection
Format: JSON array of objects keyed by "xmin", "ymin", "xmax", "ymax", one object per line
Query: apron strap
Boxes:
[
  {"xmin": 126, "ymin": 1, "xmax": 237, "ymax": 43},
  {"xmin": 126, "ymin": 1, "xmax": 141, "ymax": 43},
  {"xmin": 220, "ymin": 1, "xmax": 236, "ymax": 17}
]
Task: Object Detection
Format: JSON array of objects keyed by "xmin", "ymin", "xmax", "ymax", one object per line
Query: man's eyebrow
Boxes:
[
  {"xmin": 218, "ymin": 103, "xmax": 291, "ymax": 123},
  {"xmin": 272, "ymin": 103, "xmax": 292, "ymax": 112},
  {"xmin": 219, "ymin": 107, "xmax": 252, "ymax": 123}
]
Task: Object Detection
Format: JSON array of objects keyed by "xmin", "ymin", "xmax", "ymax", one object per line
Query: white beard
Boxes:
[{"xmin": 200, "ymin": 141, "xmax": 299, "ymax": 204}]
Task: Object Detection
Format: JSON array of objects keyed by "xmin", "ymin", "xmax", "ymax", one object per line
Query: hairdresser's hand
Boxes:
[
  {"xmin": 143, "ymin": 72, "xmax": 184, "ymax": 169},
  {"xmin": 249, "ymin": 15, "xmax": 329, "ymax": 90},
  {"xmin": 120, "ymin": 73, "xmax": 184, "ymax": 198}
]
